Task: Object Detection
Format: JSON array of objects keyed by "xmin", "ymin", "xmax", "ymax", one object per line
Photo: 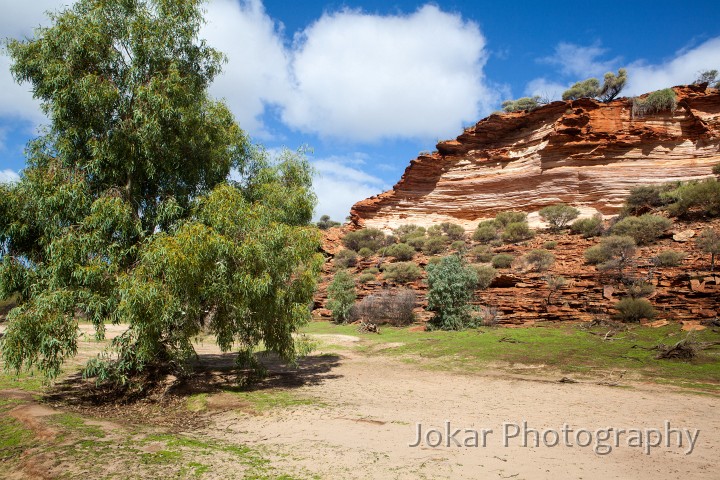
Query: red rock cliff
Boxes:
[{"xmin": 351, "ymin": 85, "xmax": 720, "ymax": 231}]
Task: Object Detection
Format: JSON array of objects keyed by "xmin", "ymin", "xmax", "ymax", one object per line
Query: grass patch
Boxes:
[
  {"xmin": 0, "ymin": 399, "xmax": 36, "ymax": 462},
  {"xmin": 301, "ymin": 321, "xmax": 720, "ymax": 392},
  {"xmin": 227, "ymin": 390, "xmax": 321, "ymax": 413},
  {"xmin": 49, "ymin": 412, "xmax": 106, "ymax": 438},
  {"xmin": 186, "ymin": 393, "xmax": 209, "ymax": 412}
]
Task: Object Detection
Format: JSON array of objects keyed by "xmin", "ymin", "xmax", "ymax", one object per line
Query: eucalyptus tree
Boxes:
[{"xmin": 0, "ymin": 0, "xmax": 322, "ymax": 385}]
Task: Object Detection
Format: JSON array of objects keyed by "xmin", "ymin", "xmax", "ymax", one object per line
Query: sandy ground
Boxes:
[
  {"xmin": 204, "ymin": 338, "xmax": 719, "ymax": 480},
  {"xmin": 2, "ymin": 328, "xmax": 719, "ymax": 479}
]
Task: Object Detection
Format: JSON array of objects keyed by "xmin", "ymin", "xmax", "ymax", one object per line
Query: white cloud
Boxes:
[
  {"xmin": 282, "ymin": 5, "xmax": 494, "ymax": 142},
  {"xmin": 311, "ymin": 155, "xmax": 388, "ymax": 222},
  {"xmin": 203, "ymin": 0, "xmax": 291, "ymax": 137},
  {"xmin": 540, "ymin": 42, "xmax": 620, "ymax": 79},
  {"xmin": 625, "ymin": 37, "xmax": 720, "ymax": 95},
  {"xmin": 0, "ymin": 169, "xmax": 21, "ymax": 184},
  {"xmin": 524, "ymin": 78, "xmax": 568, "ymax": 102}
]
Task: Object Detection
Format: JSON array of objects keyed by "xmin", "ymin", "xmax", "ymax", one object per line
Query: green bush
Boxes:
[
  {"xmin": 342, "ymin": 228, "xmax": 386, "ymax": 252},
  {"xmin": 441, "ymin": 222, "xmax": 466, "ymax": 241},
  {"xmin": 426, "ymin": 255, "xmax": 478, "ymax": 330},
  {"xmin": 562, "ymin": 78, "xmax": 600, "ymax": 101},
  {"xmin": 327, "ymin": 270, "xmax": 356, "ymax": 323},
  {"xmin": 597, "ymin": 69, "xmax": 627, "ymax": 102},
  {"xmin": 473, "ymin": 224, "xmax": 498, "ymax": 243},
  {"xmin": 613, "ymin": 297, "xmax": 656, "ymax": 323},
  {"xmin": 543, "ymin": 241, "xmax": 558, "ymax": 250},
  {"xmin": 495, "ymin": 211, "xmax": 527, "ymax": 226},
  {"xmin": 383, "ymin": 262, "xmax": 423, "ymax": 283},
  {"xmin": 365, "ymin": 267, "xmax": 380, "ymax": 274},
  {"xmin": 502, "ymin": 96, "xmax": 541, "ymax": 113},
  {"xmin": 652, "ymin": 250, "xmax": 685, "ymax": 267},
  {"xmin": 394, "ymin": 224, "xmax": 425, "ymax": 243},
  {"xmin": 623, "ymin": 185, "xmax": 672, "ymax": 215},
  {"xmin": 357, "ymin": 272, "xmax": 377, "ymax": 284},
  {"xmin": 584, "ymin": 235, "xmax": 637, "ymax": 276},
  {"xmin": 385, "ymin": 243, "xmax": 415, "ymax": 261},
  {"xmin": 451, "ymin": 240, "xmax": 467, "ymax": 251},
  {"xmin": 570, "ymin": 214, "xmax": 603, "ymax": 237},
  {"xmin": 334, "ymin": 249, "xmax": 358, "ymax": 268},
  {"xmin": 539, "ymin": 204, "xmax": 580, "ymax": 230},
  {"xmin": 714, "ymin": 164, "xmax": 720, "ymax": 176},
  {"xmin": 470, "ymin": 245, "xmax": 493, "ymax": 262},
  {"xmin": 610, "ymin": 214, "xmax": 672, "ymax": 245},
  {"xmin": 502, "ymin": 221, "xmax": 534, "ymax": 243},
  {"xmin": 696, "ymin": 228, "xmax": 720, "ymax": 271},
  {"xmin": 491, "ymin": 254, "xmax": 514, "ymax": 269},
  {"xmin": 406, "ymin": 235, "xmax": 427, "ymax": 251},
  {"xmin": 358, "ymin": 247, "xmax": 374, "ymax": 258},
  {"xmin": 632, "ymin": 88, "xmax": 676, "ymax": 118},
  {"xmin": 664, "ymin": 179, "xmax": 720, "ymax": 218},
  {"xmin": 316, "ymin": 214, "xmax": 341, "ymax": 230},
  {"xmin": 473, "ymin": 264, "xmax": 497, "ymax": 289},
  {"xmin": 422, "ymin": 236, "xmax": 447, "ymax": 255},
  {"xmin": 524, "ymin": 249, "xmax": 555, "ymax": 272}
]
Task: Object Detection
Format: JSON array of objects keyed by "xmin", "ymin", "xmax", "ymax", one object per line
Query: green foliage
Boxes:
[
  {"xmin": 357, "ymin": 272, "xmax": 377, "ymax": 284},
  {"xmin": 694, "ymin": 69, "xmax": 719, "ymax": 87},
  {"xmin": 623, "ymin": 184, "xmax": 673, "ymax": 215},
  {"xmin": 562, "ymin": 77, "xmax": 600, "ymax": 101},
  {"xmin": 382, "ymin": 262, "xmax": 423, "ymax": 283},
  {"xmin": 524, "ymin": 249, "xmax": 555, "ymax": 272},
  {"xmin": 714, "ymin": 164, "xmax": 720, "ymax": 176},
  {"xmin": 469, "ymin": 245, "xmax": 493, "ymax": 262},
  {"xmin": 450, "ymin": 240, "xmax": 467, "ymax": 252},
  {"xmin": 473, "ymin": 265, "xmax": 497, "ymax": 289},
  {"xmin": 440, "ymin": 222, "xmax": 466, "ymax": 241},
  {"xmin": 422, "ymin": 236, "xmax": 447, "ymax": 255},
  {"xmin": 365, "ymin": 267, "xmax": 380, "ymax": 274},
  {"xmin": 597, "ymin": 69, "xmax": 627, "ymax": 102},
  {"xmin": 543, "ymin": 241, "xmax": 558, "ymax": 250},
  {"xmin": 632, "ymin": 88, "xmax": 677, "ymax": 118},
  {"xmin": 696, "ymin": 228, "xmax": 720, "ymax": 272},
  {"xmin": 501, "ymin": 221, "xmax": 534, "ymax": 243},
  {"xmin": 495, "ymin": 211, "xmax": 527, "ymax": 226},
  {"xmin": 472, "ymin": 224, "xmax": 498, "ymax": 243},
  {"xmin": 316, "ymin": 215, "xmax": 341, "ymax": 230},
  {"xmin": 584, "ymin": 235, "xmax": 637, "ymax": 276},
  {"xmin": 426, "ymin": 256, "xmax": 478, "ymax": 330},
  {"xmin": 652, "ymin": 250, "xmax": 685, "ymax": 267},
  {"xmin": 334, "ymin": 249, "xmax": 358, "ymax": 268},
  {"xmin": 385, "ymin": 243, "xmax": 415, "ymax": 261},
  {"xmin": 393, "ymin": 224, "xmax": 426, "ymax": 243},
  {"xmin": 539, "ymin": 204, "xmax": 580, "ymax": 230},
  {"xmin": 570, "ymin": 214, "xmax": 603, "ymax": 238},
  {"xmin": 501, "ymin": 96, "xmax": 542, "ymax": 113},
  {"xmin": 406, "ymin": 235, "xmax": 427, "ymax": 251},
  {"xmin": 663, "ymin": 179, "xmax": 720, "ymax": 218},
  {"xmin": 610, "ymin": 214, "xmax": 672, "ymax": 245},
  {"xmin": 342, "ymin": 228, "xmax": 386, "ymax": 252},
  {"xmin": 327, "ymin": 270, "xmax": 356, "ymax": 324},
  {"xmin": 357, "ymin": 247, "xmax": 374, "ymax": 258},
  {"xmin": 0, "ymin": 0, "xmax": 322, "ymax": 383},
  {"xmin": 614, "ymin": 297, "xmax": 656, "ymax": 323},
  {"xmin": 491, "ymin": 254, "xmax": 514, "ymax": 269},
  {"xmin": 626, "ymin": 280, "xmax": 655, "ymax": 299}
]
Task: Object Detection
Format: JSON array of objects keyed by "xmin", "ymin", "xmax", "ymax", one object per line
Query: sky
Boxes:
[{"xmin": 1, "ymin": 0, "xmax": 720, "ymax": 221}]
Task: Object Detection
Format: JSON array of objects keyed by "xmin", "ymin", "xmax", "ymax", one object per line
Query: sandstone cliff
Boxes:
[{"xmin": 351, "ymin": 85, "xmax": 720, "ymax": 231}]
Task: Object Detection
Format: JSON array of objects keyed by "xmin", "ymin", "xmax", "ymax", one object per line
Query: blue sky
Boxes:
[{"xmin": 1, "ymin": 0, "xmax": 720, "ymax": 220}]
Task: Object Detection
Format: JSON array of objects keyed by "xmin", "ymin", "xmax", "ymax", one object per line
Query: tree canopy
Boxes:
[
  {"xmin": 0, "ymin": 0, "xmax": 323, "ymax": 385},
  {"xmin": 562, "ymin": 69, "xmax": 627, "ymax": 102}
]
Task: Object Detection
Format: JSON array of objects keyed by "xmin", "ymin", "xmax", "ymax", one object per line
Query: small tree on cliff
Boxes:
[
  {"xmin": 562, "ymin": 69, "xmax": 627, "ymax": 102},
  {"xmin": 696, "ymin": 229, "xmax": 720, "ymax": 272},
  {"xmin": 539, "ymin": 204, "xmax": 580, "ymax": 231},
  {"xmin": 0, "ymin": 0, "xmax": 323, "ymax": 384},
  {"xmin": 426, "ymin": 255, "xmax": 478, "ymax": 330},
  {"xmin": 502, "ymin": 96, "xmax": 542, "ymax": 113}
]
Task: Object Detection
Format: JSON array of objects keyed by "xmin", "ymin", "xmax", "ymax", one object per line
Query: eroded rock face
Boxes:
[{"xmin": 351, "ymin": 85, "xmax": 720, "ymax": 231}]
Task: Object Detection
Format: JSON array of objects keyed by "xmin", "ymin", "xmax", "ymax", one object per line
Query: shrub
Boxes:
[
  {"xmin": 423, "ymin": 236, "xmax": 446, "ymax": 255},
  {"xmin": 394, "ymin": 224, "xmax": 425, "ymax": 243},
  {"xmin": 491, "ymin": 254, "xmax": 514, "ymax": 268},
  {"xmin": 334, "ymin": 249, "xmax": 358, "ymax": 268},
  {"xmin": 562, "ymin": 77, "xmax": 600, "ymax": 101},
  {"xmin": 383, "ymin": 262, "xmax": 423, "ymax": 283},
  {"xmin": 327, "ymin": 270, "xmax": 356, "ymax": 323},
  {"xmin": 623, "ymin": 185, "xmax": 672, "ymax": 215},
  {"xmin": 473, "ymin": 224, "xmax": 498, "ymax": 243},
  {"xmin": 545, "ymin": 275, "xmax": 567, "ymax": 305},
  {"xmin": 316, "ymin": 214, "xmax": 341, "ymax": 230},
  {"xmin": 385, "ymin": 243, "xmax": 415, "ymax": 261},
  {"xmin": 351, "ymin": 289, "xmax": 416, "ymax": 326},
  {"xmin": 406, "ymin": 235, "xmax": 427, "ymax": 251},
  {"xmin": 543, "ymin": 241, "xmax": 558, "ymax": 250},
  {"xmin": 696, "ymin": 228, "xmax": 720, "ymax": 272},
  {"xmin": 426, "ymin": 255, "xmax": 478, "ymax": 330},
  {"xmin": 495, "ymin": 211, "xmax": 527, "ymax": 227},
  {"xmin": 358, "ymin": 247, "xmax": 374, "ymax": 258},
  {"xmin": 585, "ymin": 235, "xmax": 637, "ymax": 276},
  {"xmin": 610, "ymin": 214, "xmax": 672, "ymax": 245},
  {"xmin": 524, "ymin": 249, "xmax": 555, "ymax": 272},
  {"xmin": 441, "ymin": 222, "xmax": 466, "ymax": 241},
  {"xmin": 502, "ymin": 221, "xmax": 534, "ymax": 243},
  {"xmin": 626, "ymin": 280, "xmax": 655, "ymax": 298},
  {"xmin": 451, "ymin": 240, "xmax": 467, "ymax": 251},
  {"xmin": 365, "ymin": 266, "xmax": 379, "ymax": 274},
  {"xmin": 652, "ymin": 250, "xmax": 685, "ymax": 267},
  {"xmin": 473, "ymin": 265, "xmax": 497, "ymax": 289},
  {"xmin": 570, "ymin": 214, "xmax": 603, "ymax": 238},
  {"xmin": 502, "ymin": 96, "xmax": 541, "ymax": 113},
  {"xmin": 714, "ymin": 164, "xmax": 720, "ymax": 176},
  {"xmin": 664, "ymin": 179, "xmax": 720, "ymax": 218},
  {"xmin": 343, "ymin": 228, "xmax": 386, "ymax": 252},
  {"xmin": 539, "ymin": 204, "xmax": 580, "ymax": 230},
  {"xmin": 357, "ymin": 272, "xmax": 376, "ymax": 284},
  {"xmin": 470, "ymin": 245, "xmax": 493, "ymax": 262},
  {"xmin": 632, "ymin": 88, "xmax": 676, "ymax": 118},
  {"xmin": 694, "ymin": 69, "xmax": 719, "ymax": 87},
  {"xmin": 597, "ymin": 69, "xmax": 627, "ymax": 102},
  {"xmin": 476, "ymin": 305, "xmax": 501, "ymax": 327},
  {"xmin": 613, "ymin": 297, "xmax": 656, "ymax": 323}
]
